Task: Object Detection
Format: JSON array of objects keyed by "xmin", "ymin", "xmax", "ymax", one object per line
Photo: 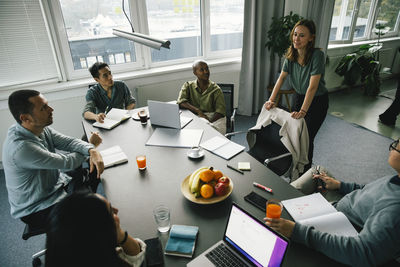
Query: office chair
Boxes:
[
  {"xmin": 22, "ymin": 223, "xmax": 46, "ymax": 266},
  {"xmin": 218, "ymin": 83, "xmax": 237, "ymax": 136},
  {"xmin": 226, "ymin": 107, "xmax": 309, "ymax": 182},
  {"xmin": 246, "ymin": 121, "xmax": 292, "ymax": 177}
]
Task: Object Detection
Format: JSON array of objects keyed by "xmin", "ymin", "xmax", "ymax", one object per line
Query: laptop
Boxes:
[
  {"xmin": 188, "ymin": 203, "xmax": 289, "ymax": 267},
  {"xmin": 147, "ymin": 100, "xmax": 192, "ymax": 129}
]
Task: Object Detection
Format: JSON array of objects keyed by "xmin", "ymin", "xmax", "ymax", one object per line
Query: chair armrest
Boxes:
[
  {"xmin": 224, "ymin": 130, "xmax": 248, "ymax": 138},
  {"xmin": 263, "ymin": 152, "xmax": 292, "ymax": 166},
  {"xmin": 230, "ymin": 108, "xmax": 237, "ymax": 132}
]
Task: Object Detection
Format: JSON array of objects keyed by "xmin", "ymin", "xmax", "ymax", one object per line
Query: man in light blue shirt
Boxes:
[{"xmin": 3, "ymin": 90, "xmax": 104, "ymax": 229}]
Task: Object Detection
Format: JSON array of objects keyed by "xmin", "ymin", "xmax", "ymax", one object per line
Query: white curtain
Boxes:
[
  {"xmin": 238, "ymin": 0, "xmax": 284, "ymax": 116},
  {"xmin": 304, "ymin": 0, "xmax": 335, "ymax": 53}
]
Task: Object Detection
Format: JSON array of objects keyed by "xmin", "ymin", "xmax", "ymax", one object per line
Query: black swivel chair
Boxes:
[
  {"xmin": 218, "ymin": 83, "xmax": 237, "ymax": 135},
  {"xmin": 226, "ymin": 121, "xmax": 293, "ymax": 180},
  {"xmin": 246, "ymin": 122, "xmax": 293, "ymax": 177},
  {"xmin": 22, "ymin": 223, "xmax": 46, "ymax": 266}
]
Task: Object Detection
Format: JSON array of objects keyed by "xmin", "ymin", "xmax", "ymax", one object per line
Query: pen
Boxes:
[
  {"xmin": 227, "ymin": 164, "xmax": 244, "ymax": 174},
  {"xmin": 253, "ymin": 182, "xmax": 273, "ymax": 193},
  {"xmin": 105, "ymin": 106, "xmax": 110, "ymax": 114}
]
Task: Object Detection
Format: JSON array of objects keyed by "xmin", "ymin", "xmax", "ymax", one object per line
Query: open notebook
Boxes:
[
  {"xmin": 282, "ymin": 193, "xmax": 358, "ymax": 236},
  {"xmin": 93, "ymin": 108, "xmax": 130, "ymax": 130}
]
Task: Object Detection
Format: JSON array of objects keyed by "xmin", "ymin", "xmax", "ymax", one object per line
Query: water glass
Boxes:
[{"xmin": 153, "ymin": 205, "xmax": 171, "ymax": 233}]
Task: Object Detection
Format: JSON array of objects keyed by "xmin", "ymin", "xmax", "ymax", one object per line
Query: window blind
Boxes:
[{"xmin": 0, "ymin": 0, "xmax": 59, "ymax": 88}]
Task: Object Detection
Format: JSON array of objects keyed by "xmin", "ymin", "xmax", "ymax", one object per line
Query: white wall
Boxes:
[{"xmin": 0, "ymin": 61, "xmax": 241, "ymax": 163}]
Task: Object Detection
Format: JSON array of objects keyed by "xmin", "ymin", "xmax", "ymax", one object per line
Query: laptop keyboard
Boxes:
[{"xmin": 205, "ymin": 243, "xmax": 247, "ymax": 267}]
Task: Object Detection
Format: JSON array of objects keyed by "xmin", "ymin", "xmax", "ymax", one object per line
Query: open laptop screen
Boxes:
[{"xmin": 224, "ymin": 204, "xmax": 288, "ymax": 267}]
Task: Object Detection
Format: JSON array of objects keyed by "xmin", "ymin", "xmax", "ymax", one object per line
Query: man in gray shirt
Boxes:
[
  {"xmin": 83, "ymin": 62, "xmax": 136, "ymax": 123},
  {"xmin": 3, "ymin": 90, "xmax": 104, "ymax": 229},
  {"xmin": 265, "ymin": 139, "xmax": 400, "ymax": 266}
]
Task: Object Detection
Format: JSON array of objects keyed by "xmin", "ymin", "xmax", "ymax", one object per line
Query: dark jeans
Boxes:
[
  {"xmin": 20, "ymin": 165, "xmax": 99, "ymax": 230},
  {"xmin": 380, "ymin": 77, "xmax": 400, "ymax": 123},
  {"xmin": 293, "ymin": 92, "xmax": 329, "ymax": 171}
]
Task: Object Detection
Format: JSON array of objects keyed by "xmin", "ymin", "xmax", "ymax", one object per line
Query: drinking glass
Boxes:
[
  {"xmin": 136, "ymin": 155, "xmax": 146, "ymax": 170},
  {"xmin": 153, "ymin": 205, "xmax": 171, "ymax": 233},
  {"xmin": 266, "ymin": 199, "xmax": 283, "ymax": 219}
]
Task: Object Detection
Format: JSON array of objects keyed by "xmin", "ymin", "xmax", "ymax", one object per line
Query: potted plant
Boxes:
[
  {"xmin": 266, "ymin": 12, "xmax": 303, "ymax": 63},
  {"xmin": 334, "ymin": 23, "xmax": 389, "ymax": 96}
]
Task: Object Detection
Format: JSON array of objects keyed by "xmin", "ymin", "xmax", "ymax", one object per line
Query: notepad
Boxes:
[
  {"xmin": 100, "ymin": 145, "xmax": 128, "ymax": 168},
  {"xmin": 200, "ymin": 136, "xmax": 245, "ymax": 160},
  {"xmin": 93, "ymin": 108, "xmax": 131, "ymax": 129},
  {"xmin": 282, "ymin": 193, "xmax": 358, "ymax": 236},
  {"xmin": 165, "ymin": 225, "xmax": 199, "ymax": 258}
]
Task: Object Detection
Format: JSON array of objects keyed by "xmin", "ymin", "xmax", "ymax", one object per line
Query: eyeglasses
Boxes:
[{"xmin": 389, "ymin": 140, "xmax": 400, "ymax": 153}]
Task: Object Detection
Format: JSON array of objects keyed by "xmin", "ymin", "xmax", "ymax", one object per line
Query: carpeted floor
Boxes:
[{"xmin": 0, "ymin": 113, "xmax": 396, "ymax": 266}]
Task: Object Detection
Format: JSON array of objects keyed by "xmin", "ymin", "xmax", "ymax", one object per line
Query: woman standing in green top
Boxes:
[{"xmin": 265, "ymin": 19, "xmax": 328, "ymax": 172}]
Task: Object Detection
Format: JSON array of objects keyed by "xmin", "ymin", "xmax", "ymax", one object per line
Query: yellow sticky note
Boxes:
[{"xmin": 238, "ymin": 162, "xmax": 251, "ymax": 171}]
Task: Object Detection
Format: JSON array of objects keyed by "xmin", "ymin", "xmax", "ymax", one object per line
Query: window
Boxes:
[
  {"xmin": 0, "ymin": 0, "xmax": 59, "ymax": 88},
  {"xmin": 209, "ymin": 0, "xmax": 244, "ymax": 52},
  {"xmin": 329, "ymin": 0, "xmax": 400, "ymax": 44},
  {"xmin": 50, "ymin": 0, "xmax": 244, "ymax": 79},
  {"xmin": 57, "ymin": 0, "xmax": 138, "ymax": 72},
  {"xmin": 146, "ymin": 0, "xmax": 202, "ymax": 62}
]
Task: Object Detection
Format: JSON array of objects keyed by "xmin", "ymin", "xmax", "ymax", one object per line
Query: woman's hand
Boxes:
[
  {"xmin": 264, "ymin": 218, "xmax": 295, "ymax": 238},
  {"xmin": 291, "ymin": 110, "xmax": 307, "ymax": 119},
  {"xmin": 313, "ymin": 173, "xmax": 341, "ymax": 191},
  {"xmin": 264, "ymin": 100, "xmax": 276, "ymax": 110},
  {"xmin": 89, "ymin": 131, "xmax": 102, "ymax": 147}
]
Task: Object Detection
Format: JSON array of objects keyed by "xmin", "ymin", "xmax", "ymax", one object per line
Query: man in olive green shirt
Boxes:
[{"xmin": 177, "ymin": 60, "xmax": 226, "ymax": 134}]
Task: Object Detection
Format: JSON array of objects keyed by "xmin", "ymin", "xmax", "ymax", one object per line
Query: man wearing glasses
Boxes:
[{"xmin": 265, "ymin": 139, "xmax": 400, "ymax": 266}]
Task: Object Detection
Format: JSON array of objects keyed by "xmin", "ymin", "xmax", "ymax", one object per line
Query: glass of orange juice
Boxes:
[
  {"xmin": 136, "ymin": 155, "xmax": 146, "ymax": 170},
  {"xmin": 266, "ymin": 199, "xmax": 283, "ymax": 219}
]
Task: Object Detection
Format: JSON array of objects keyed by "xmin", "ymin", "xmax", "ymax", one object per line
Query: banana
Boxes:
[
  {"xmin": 190, "ymin": 172, "xmax": 203, "ymax": 194},
  {"xmin": 188, "ymin": 166, "xmax": 208, "ymax": 189}
]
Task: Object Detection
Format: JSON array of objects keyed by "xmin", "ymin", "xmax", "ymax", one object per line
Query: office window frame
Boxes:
[
  {"xmin": 329, "ymin": 0, "xmax": 400, "ymax": 45},
  {"xmin": 48, "ymin": 0, "xmax": 244, "ymax": 80}
]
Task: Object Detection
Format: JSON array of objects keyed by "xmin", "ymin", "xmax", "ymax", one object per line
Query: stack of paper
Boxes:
[
  {"xmin": 100, "ymin": 145, "xmax": 128, "ymax": 168},
  {"xmin": 200, "ymin": 136, "xmax": 245, "ymax": 160},
  {"xmin": 165, "ymin": 225, "xmax": 199, "ymax": 258},
  {"xmin": 93, "ymin": 108, "xmax": 131, "ymax": 129}
]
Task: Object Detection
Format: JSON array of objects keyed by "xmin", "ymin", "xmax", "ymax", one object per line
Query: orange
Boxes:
[
  {"xmin": 200, "ymin": 184, "xmax": 214, "ymax": 199},
  {"xmin": 213, "ymin": 170, "xmax": 223, "ymax": 180},
  {"xmin": 199, "ymin": 169, "xmax": 216, "ymax": 183}
]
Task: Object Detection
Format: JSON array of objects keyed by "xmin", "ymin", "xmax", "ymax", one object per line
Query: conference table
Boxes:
[{"xmin": 82, "ymin": 108, "xmax": 346, "ymax": 267}]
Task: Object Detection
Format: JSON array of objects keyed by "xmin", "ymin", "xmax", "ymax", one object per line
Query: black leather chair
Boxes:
[
  {"xmin": 22, "ymin": 223, "xmax": 46, "ymax": 266},
  {"xmin": 226, "ymin": 121, "xmax": 293, "ymax": 180},
  {"xmin": 218, "ymin": 83, "xmax": 237, "ymax": 135}
]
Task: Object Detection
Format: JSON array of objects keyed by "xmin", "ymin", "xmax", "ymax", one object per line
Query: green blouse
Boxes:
[{"xmin": 282, "ymin": 49, "xmax": 328, "ymax": 96}]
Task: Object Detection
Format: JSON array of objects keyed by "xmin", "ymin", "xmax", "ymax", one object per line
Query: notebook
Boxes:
[
  {"xmin": 164, "ymin": 225, "xmax": 199, "ymax": 258},
  {"xmin": 187, "ymin": 203, "xmax": 289, "ymax": 267},
  {"xmin": 92, "ymin": 108, "xmax": 130, "ymax": 130},
  {"xmin": 147, "ymin": 100, "xmax": 192, "ymax": 129},
  {"xmin": 200, "ymin": 136, "xmax": 245, "ymax": 160},
  {"xmin": 100, "ymin": 145, "xmax": 128, "ymax": 168},
  {"xmin": 282, "ymin": 193, "xmax": 358, "ymax": 236}
]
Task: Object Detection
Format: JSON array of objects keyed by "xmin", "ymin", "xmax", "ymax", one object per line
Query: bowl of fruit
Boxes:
[{"xmin": 181, "ymin": 166, "xmax": 233, "ymax": 204}]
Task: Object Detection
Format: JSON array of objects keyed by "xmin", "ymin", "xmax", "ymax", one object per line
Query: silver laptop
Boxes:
[
  {"xmin": 188, "ymin": 203, "xmax": 289, "ymax": 267},
  {"xmin": 147, "ymin": 100, "xmax": 192, "ymax": 129}
]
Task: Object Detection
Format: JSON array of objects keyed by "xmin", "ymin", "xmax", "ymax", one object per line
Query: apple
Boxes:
[
  {"xmin": 214, "ymin": 182, "xmax": 228, "ymax": 196},
  {"xmin": 218, "ymin": 176, "xmax": 230, "ymax": 186}
]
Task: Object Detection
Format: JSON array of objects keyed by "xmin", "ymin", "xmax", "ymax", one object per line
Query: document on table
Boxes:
[
  {"xmin": 282, "ymin": 193, "xmax": 358, "ymax": 236},
  {"xmin": 93, "ymin": 108, "xmax": 131, "ymax": 130},
  {"xmin": 146, "ymin": 128, "xmax": 204, "ymax": 148},
  {"xmin": 200, "ymin": 136, "xmax": 245, "ymax": 160},
  {"xmin": 100, "ymin": 145, "xmax": 128, "ymax": 168}
]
